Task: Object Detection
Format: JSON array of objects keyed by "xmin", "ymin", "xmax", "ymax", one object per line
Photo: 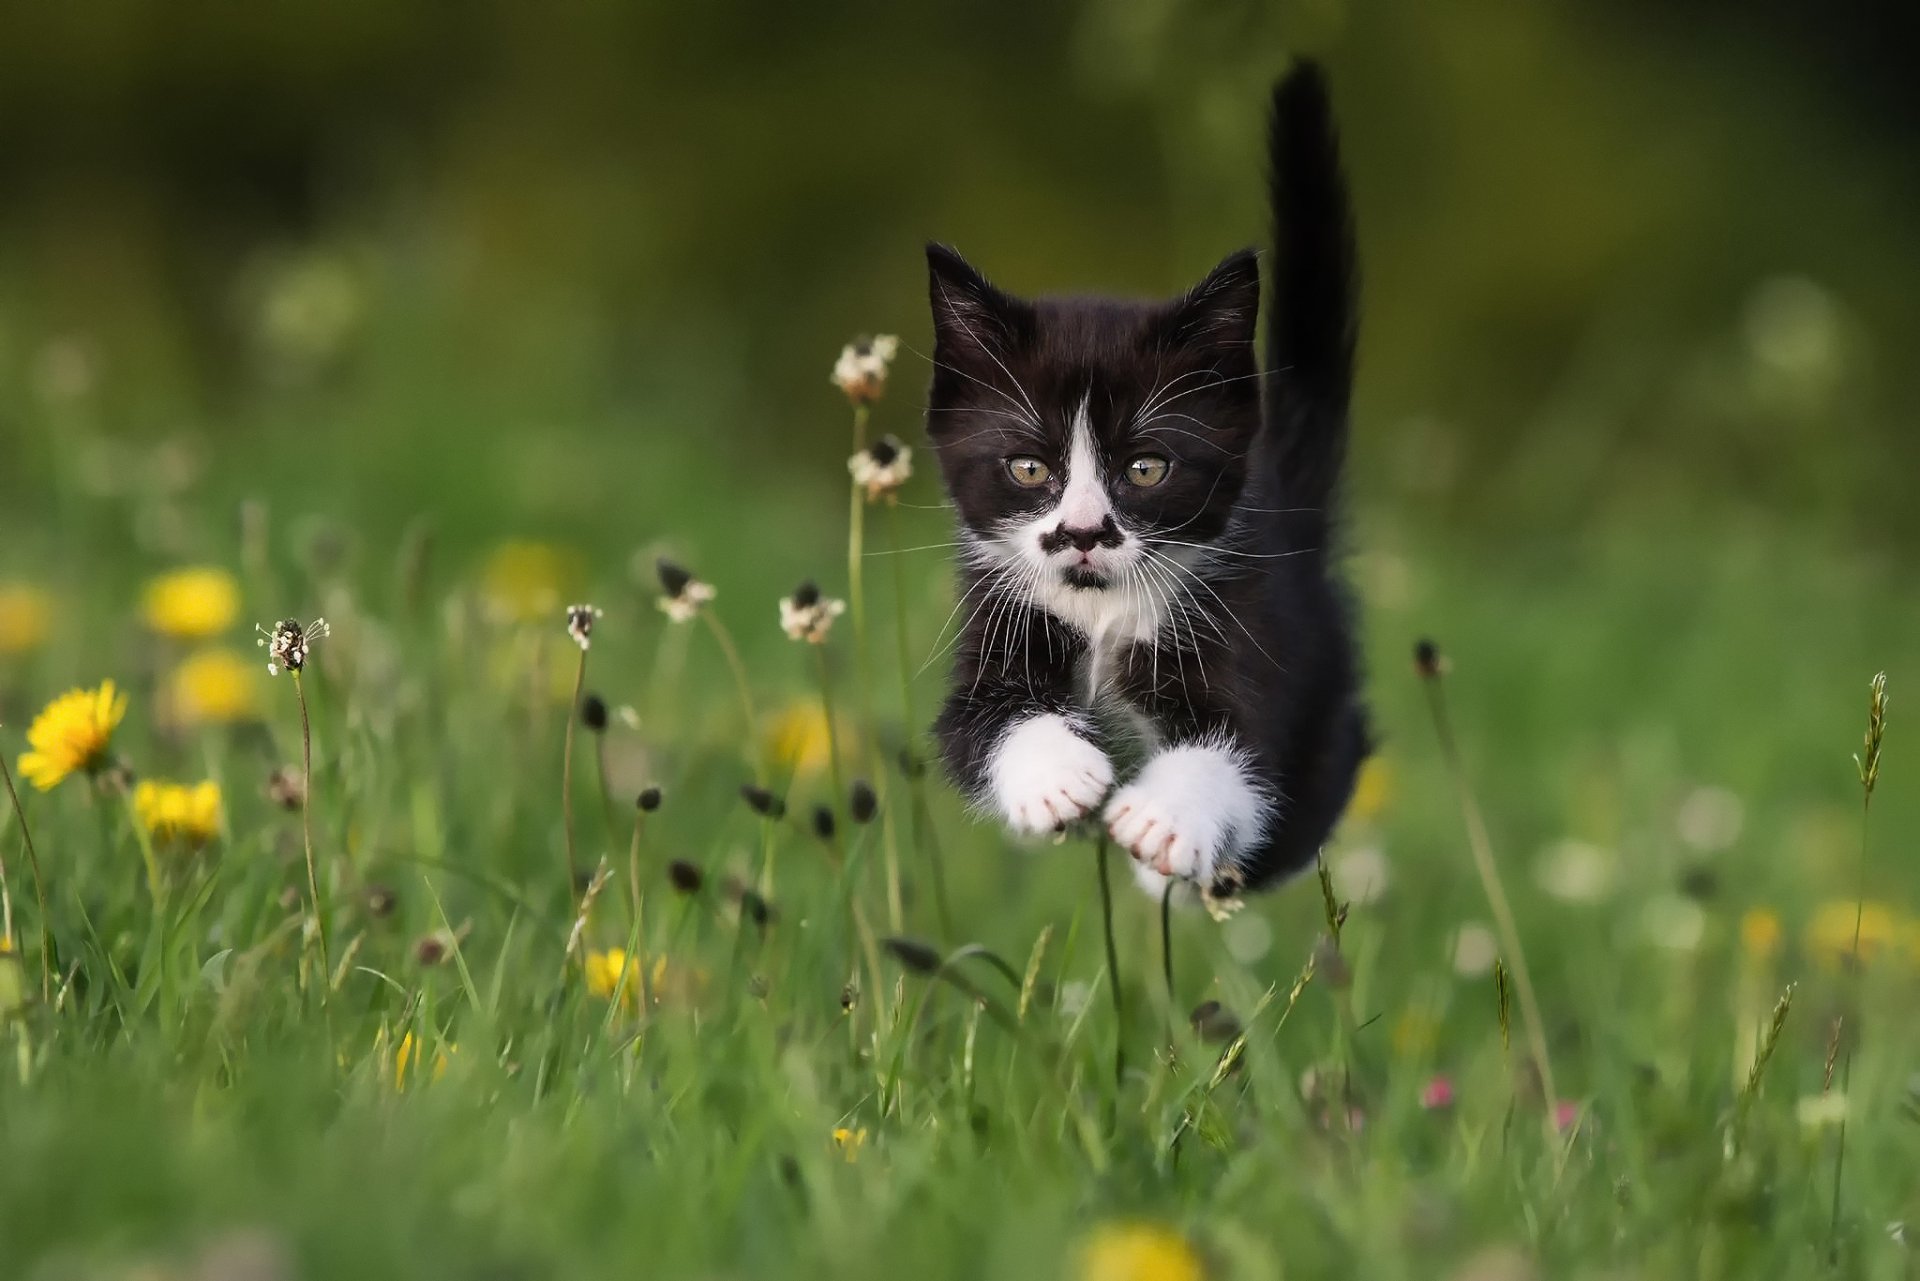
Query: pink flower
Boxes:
[
  {"xmin": 1553, "ymin": 1100, "xmax": 1581, "ymax": 1133},
  {"xmin": 1420, "ymin": 1076, "xmax": 1455, "ymax": 1110}
]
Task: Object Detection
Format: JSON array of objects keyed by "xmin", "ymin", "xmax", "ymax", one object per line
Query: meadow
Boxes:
[{"xmin": 0, "ymin": 314, "xmax": 1914, "ymax": 1281}]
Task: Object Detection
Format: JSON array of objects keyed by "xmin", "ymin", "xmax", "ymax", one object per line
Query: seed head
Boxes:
[
  {"xmin": 365, "ymin": 884, "xmax": 398, "ymax": 919},
  {"xmin": 636, "ymin": 786, "xmax": 662, "ymax": 812},
  {"xmin": 830, "ymin": 334, "xmax": 900, "ymax": 406},
  {"xmin": 266, "ymin": 765, "xmax": 306, "ymax": 811},
  {"xmin": 580, "ymin": 693, "xmax": 609, "ymax": 732},
  {"xmin": 1856, "ymin": 671, "xmax": 1888, "ymax": 800},
  {"xmin": 256, "ymin": 618, "xmax": 329, "ymax": 675},
  {"xmin": 811, "ymin": 805, "xmax": 837, "ymax": 841},
  {"xmin": 740, "ymin": 784, "xmax": 786, "ymax": 819},
  {"xmin": 739, "ymin": 890, "xmax": 773, "ymax": 928},
  {"xmin": 848, "ymin": 434, "xmax": 914, "ymax": 503},
  {"xmin": 565, "ymin": 603, "xmax": 602, "ymax": 651},
  {"xmin": 779, "ymin": 581, "xmax": 846, "ymax": 644},
  {"xmin": 849, "ymin": 779, "xmax": 878, "ymax": 824},
  {"xmin": 1413, "ymin": 638, "xmax": 1445, "ymax": 681},
  {"xmin": 667, "ymin": 859, "xmax": 705, "ymax": 895},
  {"xmin": 655, "ymin": 558, "xmax": 716, "ymax": 624}
]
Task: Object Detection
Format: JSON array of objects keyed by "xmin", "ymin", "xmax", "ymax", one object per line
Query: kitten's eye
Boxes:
[
  {"xmin": 1125, "ymin": 456, "xmax": 1170, "ymax": 488},
  {"xmin": 1006, "ymin": 457, "xmax": 1052, "ymax": 487}
]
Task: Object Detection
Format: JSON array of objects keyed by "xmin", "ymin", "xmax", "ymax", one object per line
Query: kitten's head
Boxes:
[{"xmin": 923, "ymin": 244, "xmax": 1261, "ymax": 598}]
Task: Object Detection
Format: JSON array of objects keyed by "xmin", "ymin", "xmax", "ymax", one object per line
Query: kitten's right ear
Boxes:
[{"xmin": 926, "ymin": 244, "xmax": 1034, "ymax": 358}]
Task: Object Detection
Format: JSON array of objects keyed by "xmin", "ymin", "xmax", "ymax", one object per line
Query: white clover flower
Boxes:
[
  {"xmin": 1449, "ymin": 922, "xmax": 1499, "ymax": 977},
  {"xmin": 565, "ymin": 603, "xmax": 602, "ymax": 651},
  {"xmin": 848, "ymin": 435, "xmax": 913, "ymax": 503},
  {"xmin": 830, "ymin": 334, "xmax": 899, "ymax": 406},
  {"xmin": 256, "ymin": 618, "xmax": 329, "ymax": 676},
  {"xmin": 1330, "ymin": 844, "xmax": 1390, "ymax": 906},
  {"xmin": 1640, "ymin": 894, "xmax": 1706, "ymax": 952},
  {"xmin": 778, "ymin": 581, "xmax": 845, "ymax": 644},
  {"xmin": 1676, "ymin": 785, "xmax": 1745, "ymax": 852},
  {"xmin": 1533, "ymin": 839, "xmax": 1617, "ymax": 904}
]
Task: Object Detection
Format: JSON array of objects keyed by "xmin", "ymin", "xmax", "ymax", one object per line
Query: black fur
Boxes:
[{"xmin": 922, "ymin": 61, "xmax": 1369, "ymax": 894}]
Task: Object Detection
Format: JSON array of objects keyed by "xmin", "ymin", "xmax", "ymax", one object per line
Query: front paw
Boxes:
[
  {"xmin": 989, "ymin": 714, "xmax": 1114, "ymax": 836},
  {"xmin": 1104, "ymin": 740, "xmax": 1268, "ymax": 883}
]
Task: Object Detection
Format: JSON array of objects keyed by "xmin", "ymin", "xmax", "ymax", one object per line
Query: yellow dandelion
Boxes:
[
  {"xmin": 132, "ymin": 779, "xmax": 223, "ymax": 848},
  {"xmin": 481, "ymin": 541, "xmax": 580, "ymax": 624},
  {"xmin": 167, "ymin": 649, "xmax": 262, "ymax": 726},
  {"xmin": 1346, "ymin": 756, "xmax": 1393, "ymax": 824},
  {"xmin": 1740, "ymin": 907, "xmax": 1783, "ymax": 962},
  {"xmin": 141, "ymin": 567, "xmax": 241, "ymax": 639},
  {"xmin": 392, "ymin": 1030, "xmax": 453, "ymax": 1090},
  {"xmin": 1806, "ymin": 900, "xmax": 1909, "ymax": 971},
  {"xmin": 18, "ymin": 680, "xmax": 127, "ymax": 791},
  {"xmin": 765, "ymin": 699, "xmax": 848, "ymax": 779},
  {"xmin": 831, "ymin": 1126, "xmax": 868, "ymax": 1161},
  {"xmin": 0, "ymin": 583, "xmax": 52, "ymax": 655},
  {"xmin": 1078, "ymin": 1223, "xmax": 1206, "ymax": 1281}
]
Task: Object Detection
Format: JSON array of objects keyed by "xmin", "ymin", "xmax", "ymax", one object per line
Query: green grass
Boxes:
[{"xmin": 0, "ymin": 389, "xmax": 1916, "ymax": 1281}]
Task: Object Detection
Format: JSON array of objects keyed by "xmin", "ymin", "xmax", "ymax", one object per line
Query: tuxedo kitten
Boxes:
[{"xmin": 923, "ymin": 62, "xmax": 1369, "ymax": 898}]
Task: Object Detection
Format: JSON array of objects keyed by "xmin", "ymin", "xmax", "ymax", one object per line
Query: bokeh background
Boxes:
[{"xmin": 1, "ymin": 2, "xmax": 1916, "ymax": 905}]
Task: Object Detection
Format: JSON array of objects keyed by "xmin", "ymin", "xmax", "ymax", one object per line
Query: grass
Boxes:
[{"xmin": 0, "ymin": 373, "xmax": 1916, "ymax": 1281}]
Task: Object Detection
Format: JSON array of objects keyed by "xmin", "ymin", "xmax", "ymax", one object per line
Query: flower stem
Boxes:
[
  {"xmin": 1095, "ymin": 835, "xmax": 1125, "ymax": 1094},
  {"xmin": 292, "ymin": 671, "xmax": 330, "ymax": 999},
  {"xmin": 885, "ymin": 501, "xmax": 952, "ymax": 937},
  {"xmin": 0, "ymin": 751, "xmax": 52, "ymax": 1001},
  {"xmin": 813, "ymin": 645, "xmax": 847, "ymax": 812},
  {"xmin": 701, "ymin": 612, "xmax": 762, "ymax": 779},
  {"xmin": 561, "ymin": 645, "xmax": 589, "ymax": 895}
]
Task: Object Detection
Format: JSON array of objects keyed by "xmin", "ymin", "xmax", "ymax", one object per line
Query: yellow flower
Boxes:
[
  {"xmin": 0, "ymin": 584, "xmax": 52, "ymax": 655},
  {"xmin": 1078, "ymin": 1223, "xmax": 1205, "ymax": 1281},
  {"xmin": 585, "ymin": 947, "xmax": 640, "ymax": 1001},
  {"xmin": 1346, "ymin": 756, "xmax": 1393, "ymax": 824},
  {"xmin": 1806, "ymin": 900, "xmax": 1909, "ymax": 971},
  {"xmin": 1390, "ymin": 1007, "xmax": 1440, "ymax": 1058},
  {"xmin": 831, "ymin": 1126, "xmax": 868, "ymax": 1161},
  {"xmin": 18, "ymin": 681, "xmax": 127, "ymax": 790},
  {"xmin": 1740, "ymin": 907, "xmax": 1783, "ymax": 962},
  {"xmin": 392, "ymin": 1030, "xmax": 453, "ymax": 1090},
  {"xmin": 481, "ymin": 541, "xmax": 580, "ymax": 624},
  {"xmin": 766, "ymin": 700, "xmax": 848, "ymax": 779},
  {"xmin": 141, "ymin": 567, "xmax": 240, "ymax": 639},
  {"xmin": 167, "ymin": 649, "xmax": 262, "ymax": 725},
  {"xmin": 132, "ymin": 779, "xmax": 223, "ymax": 848}
]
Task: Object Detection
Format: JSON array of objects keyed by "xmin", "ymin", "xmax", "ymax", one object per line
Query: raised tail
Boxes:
[{"xmin": 1265, "ymin": 60, "xmax": 1358, "ymax": 548}]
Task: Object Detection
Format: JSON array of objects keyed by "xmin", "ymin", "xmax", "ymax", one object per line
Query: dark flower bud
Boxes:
[
  {"xmin": 656, "ymin": 558, "xmax": 693, "ymax": 599},
  {"xmin": 868, "ymin": 436, "xmax": 899, "ymax": 466},
  {"xmin": 790, "ymin": 580, "xmax": 820, "ymax": 609},
  {"xmin": 740, "ymin": 784, "xmax": 785, "ymax": 819},
  {"xmin": 740, "ymin": 890, "xmax": 773, "ymax": 928},
  {"xmin": 365, "ymin": 884, "xmax": 398, "ymax": 919},
  {"xmin": 882, "ymin": 936, "xmax": 942, "ymax": 976},
  {"xmin": 1189, "ymin": 999, "xmax": 1243, "ymax": 1045},
  {"xmin": 1413, "ymin": 638, "xmax": 1443, "ymax": 680},
  {"xmin": 811, "ymin": 805, "xmax": 836, "ymax": 841},
  {"xmin": 636, "ymin": 786, "xmax": 663, "ymax": 812},
  {"xmin": 849, "ymin": 780, "xmax": 878, "ymax": 824},
  {"xmin": 580, "ymin": 693, "xmax": 609, "ymax": 732},
  {"xmin": 414, "ymin": 934, "xmax": 449, "ymax": 967},
  {"xmin": 667, "ymin": 859, "xmax": 705, "ymax": 894}
]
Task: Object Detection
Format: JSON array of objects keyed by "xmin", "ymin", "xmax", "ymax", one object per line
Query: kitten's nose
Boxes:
[{"xmin": 1042, "ymin": 515, "xmax": 1123, "ymax": 554}]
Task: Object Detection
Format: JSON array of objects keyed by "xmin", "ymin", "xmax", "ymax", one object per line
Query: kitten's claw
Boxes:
[
  {"xmin": 1104, "ymin": 740, "xmax": 1268, "ymax": 886},
  {"xmin": 989, "ymin": 714, "xmax": 1113, "ymax": 837}
]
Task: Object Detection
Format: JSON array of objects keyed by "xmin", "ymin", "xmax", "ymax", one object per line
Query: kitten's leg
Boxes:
[
  {"xmin": 939, "ymin": 691, "xmax": 1113, "ymax": 837},
  {"xmin": 1104, "ymin": 734, "xmax": 1271, "ymax": 885}
]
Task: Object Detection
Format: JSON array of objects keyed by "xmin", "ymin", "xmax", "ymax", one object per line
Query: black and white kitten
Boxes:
[{"xmin": 924, "ymin": 63, "xmax": 1369, "ymax": 899}]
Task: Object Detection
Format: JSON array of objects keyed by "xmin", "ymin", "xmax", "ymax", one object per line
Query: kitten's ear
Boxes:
[
  {"xmin": 926, "ymin": 243, "xmax": 1034, "ymax": 358},
  {"xmin": 1151, "ymin": 249, "xmax": 1261, "ymax": 355}
]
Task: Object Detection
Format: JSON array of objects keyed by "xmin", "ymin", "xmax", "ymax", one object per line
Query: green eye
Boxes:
[
  {"xmin": 1126, "ymin": 456, "xmax": 1170, "ymax": 487},
  {"xmin": 1007, "ymin": 457, "xmax": 1052, "ymax": 487}
]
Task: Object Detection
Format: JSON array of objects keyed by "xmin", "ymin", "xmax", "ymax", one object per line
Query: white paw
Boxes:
[
  {"xmin": 989, "ymin": 714, "xmax": 1113, "ymax": 836},
  {"xmin": 1104, "ymin": 738, "xmax": 1269, "ymax": 884}
]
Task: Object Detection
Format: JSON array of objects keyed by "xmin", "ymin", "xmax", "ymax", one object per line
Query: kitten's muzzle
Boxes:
[{"xmin": 1038, "ymin": 515, "xmax": 1124, "ymax": 555}]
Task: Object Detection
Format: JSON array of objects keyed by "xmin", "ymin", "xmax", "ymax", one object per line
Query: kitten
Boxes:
[{"xmin": 922, "ymin": 62, "xmax": 1369, "ymax": 899}]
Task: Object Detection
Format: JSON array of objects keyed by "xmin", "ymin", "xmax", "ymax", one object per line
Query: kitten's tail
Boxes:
[{"xmin": 1265, "ymin": 60, "xmax": 1358, "ymax": 544}]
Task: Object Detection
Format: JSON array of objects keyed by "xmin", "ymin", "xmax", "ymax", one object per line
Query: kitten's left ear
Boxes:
[{"xmin": 1152, "ymin": 249, "xmax": 1261, "ymax": 354}]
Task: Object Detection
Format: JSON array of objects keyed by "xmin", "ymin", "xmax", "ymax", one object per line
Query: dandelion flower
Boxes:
[
  {"xmin": 167, "ymin": 649, "xmax": 262, "ymax": 725},
  {"xmin": 1740, "ymin": 907, "xmax": 1783, "ymax": 962},
  {"xmin": 141, "ymin": 567, "xmax": 241, "ymax": 639},
  {"xmin": 778, "ymin": 581, "xmax": 845, "ymax": 644},
  {"xmin": 766, "ymin": 699, "xmax": 841, "ymax": 777},
  {"xmin": 1806, "ymin": 899, "xmax": 1908, "ymax": 971},
  {"xmin": 0, "ymin": 584, "xmax": 52, "ymax": 655},
  {"xmin": 391, "ymin": 1030, "xmax": 452, "ymax": 1090},
  {"xmin": 1345, "ymin": 756, "xmax": 1393, "ymax": 824},
  {"xmin": 18, "ymin": 680, "xmax": 127, "ymax": 790},
  {"xmin": 1077, "ymin": 1223, "xmax": 1205, "ymax": 1281},
  {"xmin": 257, "ymin": 618, "xmax": 329, "ymax": 675},
  {"xmin": 848, "ymin": 435, "xmax": 913, "ymax": 503},
  {"xmin": 565, "ymin": 603, "xmax": 602, "ymax": 651},
  {"xmin": 654, "ymin": 558, "xmax": 716, "ymax": 624},
  {"xmin": 133, "ymin": 779, "xmax": 223, "ymax": 849},
  {"xmin": 481, "ymin": 541, "xmax": 579, "ymax": 624},
  {"xmin": 830, "ymin": 334, "xmax": 899, "ymax": 406},
  {"xmin": 831, "ymin": 1126, "xmax": 868, "ymax": 1161},
  {"xmin": 585, "ymin": 947, "xmax": 644, "ymax": 1002}
]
